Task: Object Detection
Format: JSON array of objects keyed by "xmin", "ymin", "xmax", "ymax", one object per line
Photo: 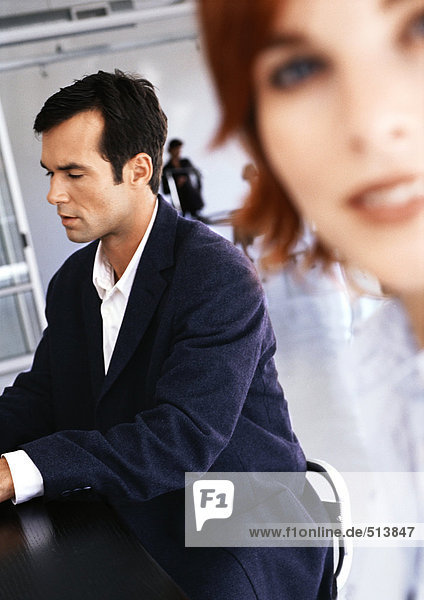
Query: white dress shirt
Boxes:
[
  {"xmin": 93, "ymin": 200, "xmax": 158, "ymax": 372},
  {"xmin": 3, "ymin": 201, "xmax": 158, "ymax": 504}
]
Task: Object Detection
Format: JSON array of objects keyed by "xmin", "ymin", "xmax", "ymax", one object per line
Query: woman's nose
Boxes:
[
  {"xmin": 348, "ymin": 115, "xmax": 410, "ymax": 155},
  {"xmin": 341, "ymin": 57, "xmax": 422, "ymax": 157}
]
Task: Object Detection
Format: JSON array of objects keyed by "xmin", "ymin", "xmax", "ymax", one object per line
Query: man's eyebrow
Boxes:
[{"xmin": 40, "ymin": 160, "xmax": 86, "ymax": 171}]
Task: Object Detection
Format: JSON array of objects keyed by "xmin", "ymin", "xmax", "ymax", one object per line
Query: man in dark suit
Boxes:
[{"xmin": 0, "ymin": 71, "xmax": 333, "ymax": 599}]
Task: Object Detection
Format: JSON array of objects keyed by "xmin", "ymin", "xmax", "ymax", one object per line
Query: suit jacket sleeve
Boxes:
[{"xmin": 14, "ymin": 237, "xmax": 280, "ymax": 504}]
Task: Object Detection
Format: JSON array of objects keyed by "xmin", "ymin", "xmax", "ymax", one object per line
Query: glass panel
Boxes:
[
  {"xmin": 0, "ymin": 262, "xmax": 29, "ymax": 289},
  {"xmin": 0, "ymin": 371, "xmax": 17, "ymax": 391},
  {"xmin": 0, "ymin": 147, "xmax": 29, "ymax": 287},
  {"xmin": 0, "ymin": 291, "xmax": 41, "ymax": 361},
  {"xmin": 0, "ymin": 98, "xmax": 45, "ymax": 379}
]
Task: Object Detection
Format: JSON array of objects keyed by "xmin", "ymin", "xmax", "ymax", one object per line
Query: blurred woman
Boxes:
[{"xmin": 198, "ymin": 1, "xmax": 424, "ymax": 598}]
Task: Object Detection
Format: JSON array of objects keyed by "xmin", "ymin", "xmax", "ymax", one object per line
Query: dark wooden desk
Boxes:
[{"xmin": 0, "ymin": 499, "xmax": 188, "ymax": 600}]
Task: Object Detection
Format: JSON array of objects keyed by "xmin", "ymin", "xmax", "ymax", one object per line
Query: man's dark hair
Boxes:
[{"xmin": 34, "ymin": 69, "xmax": 168, "ymax": 194}]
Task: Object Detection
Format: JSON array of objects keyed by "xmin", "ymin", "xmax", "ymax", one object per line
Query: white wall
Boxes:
[{"xmin": 0, "ymin": 33, "xmax": 249, "ymax": 291}]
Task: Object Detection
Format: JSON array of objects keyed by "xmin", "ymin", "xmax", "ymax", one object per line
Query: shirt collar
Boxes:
[{"xmin": 92, "ymin": 199, "xmax": 158, "ymax": 301}]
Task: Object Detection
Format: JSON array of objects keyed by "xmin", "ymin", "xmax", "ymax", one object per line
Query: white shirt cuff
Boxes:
[{"xmin": 2, "ymin": 450, "xmax": 44, "ymax": 504}]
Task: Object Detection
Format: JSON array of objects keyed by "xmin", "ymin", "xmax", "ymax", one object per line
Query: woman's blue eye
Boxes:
[{"xmin": 270, "ymin": 57, "xmax": 324, "ymax": 89}]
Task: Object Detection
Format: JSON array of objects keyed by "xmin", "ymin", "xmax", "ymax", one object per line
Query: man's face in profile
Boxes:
[{"xmin": 40, "ymin": 109, "xmax": 136, "ymax": 245}]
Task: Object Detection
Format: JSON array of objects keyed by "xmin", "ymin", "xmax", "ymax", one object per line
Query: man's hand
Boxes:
[{"xmin": 0, "ymin": 457, "xmax": 15, "ymax": 503}]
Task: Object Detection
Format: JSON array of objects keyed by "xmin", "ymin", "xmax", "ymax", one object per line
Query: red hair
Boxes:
[{"xmin": 198, "ymin": 0, "xmax": 330, "ymax": 266}]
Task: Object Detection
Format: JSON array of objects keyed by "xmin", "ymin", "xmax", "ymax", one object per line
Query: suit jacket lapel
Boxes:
[
  {"xmin": 100, "ymin": 197, "xmax": 178, "ymax": 398},
  {"xmin": 81, "ymin": 242, "xmax": 105, "ymax": 399}
]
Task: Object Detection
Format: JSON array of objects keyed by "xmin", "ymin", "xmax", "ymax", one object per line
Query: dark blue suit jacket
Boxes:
[{"xmin": 0, "ymin": 198, "xmax": 333, "ymax": 599}]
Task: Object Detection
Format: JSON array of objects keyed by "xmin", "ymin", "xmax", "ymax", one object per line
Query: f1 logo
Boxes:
[{"xmin": 193, "ymin": 480, "xmax": 235, "ymax": 531}]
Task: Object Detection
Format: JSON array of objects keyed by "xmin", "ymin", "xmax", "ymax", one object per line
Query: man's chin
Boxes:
[{"xmin": 65, "ymin": 230, "xmax": 94, "ymax": 244}]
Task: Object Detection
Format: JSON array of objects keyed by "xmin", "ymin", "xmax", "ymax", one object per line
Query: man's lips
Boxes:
[
  {"xmin": 59, "ymin": 215, "xmax": 79, "ymax": 226},
  {"xmin": 347, "ymin": 174, "xmax": 424, "ymax": 223}
]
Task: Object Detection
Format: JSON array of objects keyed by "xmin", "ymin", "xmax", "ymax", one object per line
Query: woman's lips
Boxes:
[{"xmin": 348, "ymin": 175, "xmax": 424, "ymax": 224}]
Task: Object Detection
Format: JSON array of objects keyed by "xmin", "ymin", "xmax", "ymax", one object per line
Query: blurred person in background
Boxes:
[
  {"xmin": 162, "ymin": 138, "xmax": 205, "ymax": 218},
  {"xmin": 198, "ymin": 0, "xmax": 424, "ymax": 598}
]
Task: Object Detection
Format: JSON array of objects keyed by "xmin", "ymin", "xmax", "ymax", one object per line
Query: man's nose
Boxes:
[{"xmin": 46, "ymin": 177, "xmax": 68, "ymax": 206}]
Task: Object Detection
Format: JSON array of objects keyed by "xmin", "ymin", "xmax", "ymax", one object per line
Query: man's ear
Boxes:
[{"xmin": 128, "ymin": 153, "xmax": 153, "ymax": 186}]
